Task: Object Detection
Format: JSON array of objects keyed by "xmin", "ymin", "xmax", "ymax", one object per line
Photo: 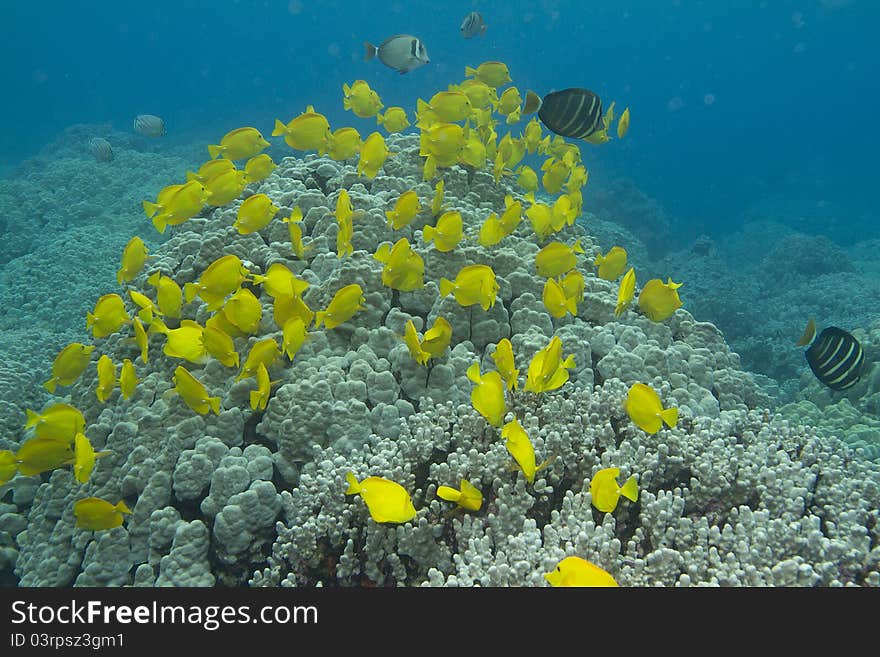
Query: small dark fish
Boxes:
[
  {"xmin": 88, "ymin": 137, "xmax": 113, "ymax": 162},
  {"xmin": 364, "ymin": 34, "xmax": 430, "ymax": 74},
  {"xmin": 460, "ymin": 11, "xmax": 487, "ymax": 38},
  {"xmin": 524, "ymin": 88, "xmax": 604, "ymax": 140},
  {"xmin": 133, "ymin": 114, "xmax": 166, "ymax": 138},
  {"xmin": 804, "ymin": 326, "xmax": 865, "ymax": 390}
]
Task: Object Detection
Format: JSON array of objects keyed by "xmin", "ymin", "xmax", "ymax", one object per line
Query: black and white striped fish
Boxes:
[
  {"xmin": 364, "ymin": 35, "xmax": 430, "ymax": 74},
  {"xmin": 804, "ymin": 325, "xmax": 865, "ymax": 391},
  {"xmin": 524, "ymin": 88, "xmax": 604, "ymax": 140},
  {"xmin": 460, "ymin": 11, "xmax": 487, "ymax": 39},
  {"xmin": 133, "ymin": 114, "xmax": 166, "ymax": 138},
  {"xmin": 88, "ymin": 137, "xmax": 113, "ymax": 162}
]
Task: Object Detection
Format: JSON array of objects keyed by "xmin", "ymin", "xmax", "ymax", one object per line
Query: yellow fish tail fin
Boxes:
[
  {"xmin": 142, "ymin": 200, "xmax": 160, "ymax": 219},
  {"xmin": 24, "ymin": 409, "xmax": 40, "ymax": 429},
  {"xmin": 465, "ymin": 65, "xmax": 478, "ymax": 78},
  {"xmin": 660, "ymin": 407, "xmax": 679, "ymax": 429},
  {"xmin": 151, "ymin": 214, "xmax": 168, "ymax": 234},
  {"xmin": 466, "ymin": 361, "xmax": 482, "ymax": 384},
  {"xmin": 565, "ymin": 294, "xmax": 578, "ymax": 317},
  {"xmin": 208, "ymin": 397, "xmax": 221, "ymax": 415},
  {"xmin": 436, "ymin": 486, "xmax": 462, "ymax": 503},
  {"xmin": 438, "ymin": 277, "xmax": 454, "ymax": 298},
  {"xmin": 314, "ymin": 310, "xmax": 327, "ymax": 329},
  {"xmin": 94, "ymin": 450, "xmax": 113, "ymax": 460},
  {"xmin": 593, "ymin": 253, "xmax": 604, "ymax": 267},
  {"xmin": 116, "ymin": 500, "xmax": 132, "ymax": 515},
  {"xmin": 573, "ymin": 239, "xmax": 584, "ymax": 254},
  {"xmin": 207, "ymin": 144, "xmax": 223, "ymax": 159},
  {"xmin": 249, "ymin": 389, "xmax": 261, "ymax": 410},
  {"xmin": 422, "ymin": 224, "xmax": 435, "ymax": 243},
  {"xmin": 342, "ymin": 96, "xmax": 351, "ymax": 111},
  {"xmin": 620, "ymin": 475, "xmax": 639, "ymax": 502},
  {"xmin": 523, "ymin": 90, "xmax": 542, "ymax": 115},
  {"xmin": 271, "ymin": 119, "xmax": 287, "ymax": 137},
  {"xmin": 43, "ymin": 378, "xmax": 57, "ymax": 394},
  {"xmin": 796, "ymin": 318, "xmax": 816, "ymax": 347},
  {"xmin": 524, "ymin": 191, "xmax": 535, "ymax": 205},
  {"xmin": 147, "ymin": 317, "xmax": 169, "ymax": 335},
  {"xmin": 342, "ymin": 82, "xmax": 351, "ymax": 96},
  {"xmin": 562, "ymin": 354, "xmax": 576, "ymax": 369},
  {"xmin": 183, "ymin": 283, "xmax": 198, "ymax": 304},
  {"xmin": 85, "ymin": 312, "xmax": 96, "ymax": 329},
  {"xmin": 185, "ymin": 171, "xmax": 198, "ymax": 182},
  {"xmin": 115, "ymin": 268, "xmax": 125, "ymax": 286},
  {"xmin": 345, "ymin": 471, "xmax": 361, "ymax": 495}
]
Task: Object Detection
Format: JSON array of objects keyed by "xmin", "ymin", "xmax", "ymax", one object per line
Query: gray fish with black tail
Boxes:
[
  {"xmin": 800, "ymin": 320, "xmax": 865, "ymax": 391},
  {"xmin": 524, "ymin": 88, "xmax": 605, "ymax": 140},
  {"xmin": 364, "ymin": 34, "xmax": 430, "ymax": 74},
  {"xmin": 133, "ymin": 114, "xmax": 166, "ymax": 137},
  {"xmin": 461, "ymin": 11, "xmax": 487, "ymax": 38},
  {"xmin": 88, "ymin": 137, "xmax": 113, "ymax": 162}
]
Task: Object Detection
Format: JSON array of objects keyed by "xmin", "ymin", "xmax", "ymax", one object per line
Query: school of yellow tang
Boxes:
[{"xmin": 6, "ymin": 61, "xmax": 685, "ymax": 585}]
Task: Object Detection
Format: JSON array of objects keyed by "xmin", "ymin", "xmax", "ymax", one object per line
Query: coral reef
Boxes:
[{"xmin": 4, "ymin": 135, "xmax": 878, "ymax": 587}]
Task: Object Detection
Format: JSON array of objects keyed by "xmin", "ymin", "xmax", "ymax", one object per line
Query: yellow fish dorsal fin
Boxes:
[
  {"xmin": 796, "ymin": 318, "xmax": 816, "ymax": 347},
  {"xmin": 306, "ymin": 105, "xmax": 316, "ymax": 114},
  {"xmin": 665, "ymin": 278, "xmax": 683, "ymax": 290},
  {"xmin": 572, "ymin": 239, "xmax": 584, "ymax": 254},
  {"xmin": 593, "ymin": 253, "xmax": 605, "ymax": 267},
  {"xmin": 373, "ymin": 243, "xmax": 392, "ymax": 263},
  {"xmin": 619, "ymin": 475, "xmax": 639, "ymax": 502},
  {"xmin": 345, "ymin": 471, "xmax": 362, "ymax": 495}
]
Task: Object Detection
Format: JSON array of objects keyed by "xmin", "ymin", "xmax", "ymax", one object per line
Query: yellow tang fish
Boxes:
[
  {"xmin": 543, "ymin": 277, "xmax": 577, "ymax": 318},
  {"xmin": 130, "ymin": 316, "xmax": 148, "ymax": 363},
  {"xmin": 614, "ymin": 267, "xmax": 636, "ymax": 317},
  {"xmin": 419, "ymin": 123, "xmax": 465, "ymax": 166},
  {"xmin": 116, "ymin": 236, "xmax": 150, "ymax": 285},
  {"xmin": 358, "ymin": 131, "xmax": 393, "ymax": 178},
  {"xmin": 496, "ymin": 87, "xmax": 522, "ymax": 116},
  {"xmin": 0, "ymin": 450, "xmax": 16, "ymax": 485},
  {"xmin": 129, "ymin": 290, "xmax": 159, "ymax": 325},
  {"xmin": 385, "ymin": 190, "xmax": 421, "ymax": 230},
  {"xmin": 345, "ymin": 472, "xmax": 416, "ymax": 524},
  {"xmin": 524, "ymin": 335, "xmax": 575, "ymax": 394},
  {"xmin": 638, "ymin": 278, "xmax": 683, "ymax": 322},
  {"xmin": 272, "ymin": 106, "xmax": 332, "ymax": 154},
  {"xmin": 491, "ymin": 338, "xmax": 519, "ymax": 391},
  {"xmin": 171, "ymin": 366, "xmax": 220, "ymax": 415},
  {"xmin": 525, "ymin": 202, "xmax": 556, "ymax": 241},
  {"xmin": 282, "ymin": 207, "xmax": 311, "ymax": 259},
  {"xmin": 544, "ymin": 556, "xmax": 618, "ymax": 587},
  {"xmin": 478, "ymin": 214, "xmax": 505, "ymax": 247},
  {"xmin": 238, "ymin": 338, "xmax": 282, "ymax": 381},
  {"xmin": 119, "ymin": 358, "xmax": 139, "ymax": 400},
  {"xmin": 208, "ymin": 126, "xmax": 270, "ymax": 160},
  {"xmin": 497, "ymin": 195, "xmax": 522, "ymax": 234},
  {"xmin": 15, "ymin": 436, "xmax": 73, "ymax": 476},
  {"xmin": 417, "ymin": 91, "xmax": 472, "ymax": 125},
  {"xmin": 374, "ymin": 238, "xmax": 425, "ymax": 291},
  {"xmin": 439, "ymin": 264, "xmax": 499, "ymax": 311},
  {"xmin": 337, "ymin": 212, "xmax": 354, "ymax": 259},
  {"xmin": 464, "ymin": 61, "xmax": 512, "ymax": 88},
  {"xmin": 222, "ymin": 288, "xmax": 262, "ymax": 334},
  {"xmin": 459, "ymin": 132, "xmax": 487, "ymax": 169},
  {"xmin": 624, "ymin": 382, "xmax": 678, "ymax": 434},
  {"xmin": 249, "ymin": 362, "xmax": 278, "ymax": 411},
  {"xmin": 44, "ymin": 343, "xmax": 95, "ymax": 393},
  {"xmin": 315, "ymin": 284, "xmax": 366, "ymax": 330},
  {"xmin": 423, "ymin": 211, "xmax": 462, "ymax": 253},
  {"xmin": 436, "ymin": 479, "xmax": 482, "ymax": 511},
  {"xmin": 244, "ymin": 153, "xmax": 276, "ymax": 183},
  {"xmin": 25, "ymin": 403, "xmax": 85, "ymax": 442},
  {"xmin": 151, "ymin": 318, "xmax": 208, "ymax": 364},
  {"xmin": 541, "ymin": 158, "xmax": 571, "ymax": 195},
  {"xmin": 202, "ymin": 325, "xmax": 239, "ymax": 368},
  {"xmin": 402, "ymin": 320, "xmax": 431, "ymax": 366},
  {"xmin": 74, "ymin": 498, "xmax": 132, "ymax": 532},
  {"xmin": 204, "ymin": 168, "xmax": 248, "ymax": 207},
  {"xmin": 420, "ymin": 316, "xmax": 452, "ymax": 358},
  {"xmin": 516, "ymin": 165, "xmax": 539, "ymax": 194},
  {"xmin": 501, "ymin": 417, "xmax": 541, "ymax": 483},
  {"xmin": 95, "ymin": 354, "xmax": 117, "ymax": 403},
  {"xmin": 522, "ymin": 117, "xmax": 543, "ymax": 153},
  {"xmin": 206, "ymin": 309, "xmax": 244, "ymax": 339},
  {"xmin": 453, "ymin": 78, "xmax": 497, "ymax": 109},
  {"xmin": 377, "ymin": 106, "xmax": 410, "ymax": 133},
  {"xmin": 234, "ymin": 193, "xmax": 279, "ymax": 235},
  {"xmin": 147, "ymin": 272, "xmax": 183, "ymax": 319},
  {"xmin": 186, "ymin": 158, "xmax": 235, "ymax": 184},
  {"xmin": 273, "ymin": 293, "xmax": 314, "ymax": 330},
  {"xmin": 466, "ymin": 362, "xmax": 506, "ymax": 427},
  {"xmin": 327, "ymin": 127, "xmax": 362, "ymax": 161},
  {"xmin": 73, "ymin": 432, "xmax": 110, "ymax": 484},
  {"xmin": 282, "ymin": 317, "xmax": 309, "ymax": 361},
  {"xmin": 342, "ymin": 80, "xmax": 384, "ymax": 119},
  {"xmin": 590, "ymin": 466, "xmax": 638, "ymax": 513},
  {"xmin": 251, "ymin": 263, "xmax": 309, "ymax": 299},
  {"xmin": 593, "ymin": 246, "xmax": 627, "ymax": 281},
  {"xmin": 336, "ymin": 188, "xmax": 355, "ymax": 224},
  {"xmin": 86, "ymin": 293, "xmax": 130, "ymax": 338},
  {"xmin": 617, "ymin": 107, "xmax": 630, "ymax": 139},
  {"xmin": 143, "ymin": 180, "xmax": 208, "ymax": 234},
  {"xmin": 535, "ymin": 240, "xmax": 584, "ymax": 278},
  {"xmin": 184, "ymin": 254, "xmax": 250, "ymax": 311}
]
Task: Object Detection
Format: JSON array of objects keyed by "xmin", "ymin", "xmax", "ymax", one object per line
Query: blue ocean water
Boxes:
[{"xmin": 1, "ymin": 0, "xmax": 876, "ymax": 242}]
